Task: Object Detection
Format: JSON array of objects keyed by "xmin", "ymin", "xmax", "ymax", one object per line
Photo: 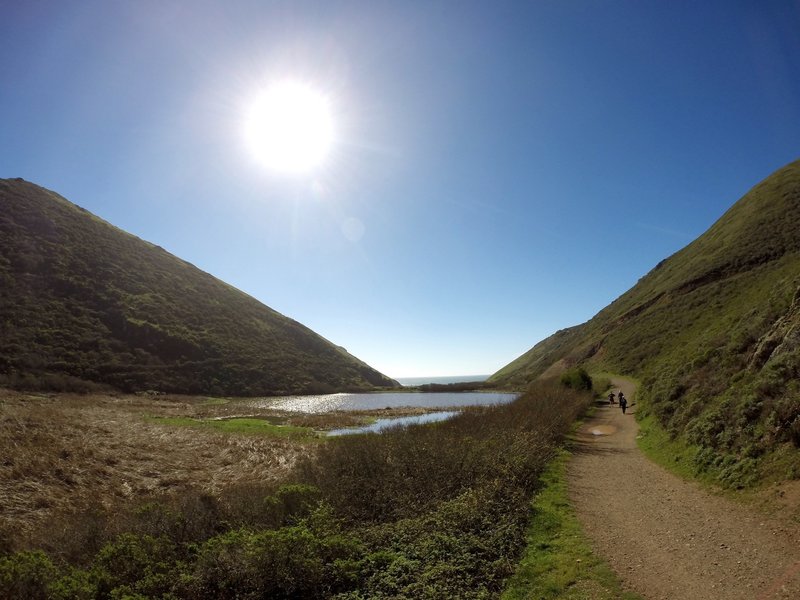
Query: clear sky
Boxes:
[{"xmin": 2, "ymin": 1, "xmax": 800, "ymax": 378}]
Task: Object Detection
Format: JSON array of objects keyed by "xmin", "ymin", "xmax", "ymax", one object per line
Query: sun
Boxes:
[{"xmin": 245, "ymin": 81, "xmax": 334, "ymax": 174}]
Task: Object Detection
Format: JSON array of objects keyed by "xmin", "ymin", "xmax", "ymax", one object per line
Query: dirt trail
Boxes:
[{"xmin": 568, "ymin": 379, "xmax": 800, "ymax": 599}]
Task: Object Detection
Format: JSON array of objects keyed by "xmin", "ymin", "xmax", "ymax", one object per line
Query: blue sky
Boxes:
[{"xmin": 2, "ymin": 1, "xmax": 800, "ymax": 378}]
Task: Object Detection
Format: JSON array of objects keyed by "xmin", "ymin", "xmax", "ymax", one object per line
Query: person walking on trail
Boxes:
[
  {"xmin": 608, "ymin": 391, "xmax": 616, "ymax": 405},
  {"xmin": 619, "ymin": 393, "xmax": 628, "ymax": 414}
]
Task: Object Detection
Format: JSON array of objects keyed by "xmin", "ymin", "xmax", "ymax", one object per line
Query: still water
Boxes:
[
  {"xmin": 327, "ymin": 411, "xmax": 458, "ymax": 436},
  {"xmin": 249, "ymin": 391, "xmax": 518, "ymax": 436},
  {"xmin": 252, "ymin": 391, "xmax": 518, "ymax": 413}
]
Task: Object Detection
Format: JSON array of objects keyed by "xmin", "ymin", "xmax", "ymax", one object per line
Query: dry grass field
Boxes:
[
  {"xmin": 0, "ymin": 388, "xmax": 329, "ymax": 551},
  {"xmin": 0, "ymin": 388, "xmax": 447, "ymax": 554}
]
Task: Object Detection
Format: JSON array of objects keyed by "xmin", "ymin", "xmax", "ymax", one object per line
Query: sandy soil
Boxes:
[{"xmin": 568, "ymin": 379, "xmax": 800, "ymax": 600}]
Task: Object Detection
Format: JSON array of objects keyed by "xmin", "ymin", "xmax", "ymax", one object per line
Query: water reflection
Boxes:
[
  {"xmin": 251, "ymin": 391, "xmax": 517, "ymax": 413},
  {"xmin": 327, "ymin": 411, "xmax": 457, "ymax": 436}
]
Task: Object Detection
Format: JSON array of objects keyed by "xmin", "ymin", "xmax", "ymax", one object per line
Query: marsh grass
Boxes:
[
  {"xmin": 283, "ymin": 411, "xmax": 374, "ymax": 430},
  {"xmin": 0, "ymin": 390, "xmax": 312, "ymax": 551},
  {"xmin": 147, "ymin": 415, "xmax": 316, "ymax": 438},
  {"xmin": 1, "ymin": 383, "xmax": 593, "ymax": 598}
]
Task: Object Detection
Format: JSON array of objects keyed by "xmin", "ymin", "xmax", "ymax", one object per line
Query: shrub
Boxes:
[
  {"xmin": 298, "ymin": 385, "xmax": 590, "ymax": 524},
  {"xmin": 352, "ymin": 483, "xmax": 530, "ymax": 598},
  {"xmin": 770, "ymin": 395, "xmax": 800, "ymax": 447},
  {"xmin": 215, "ymin": 482, "xmax": 325, "ymax": 531},
  {"xmin": 0, "ymin": 550, "xmax": 57, "ymax": 600},
  {"xmin": 127, "ymin": 492, "xmax": 223, "ymax": 544},
  {"xmin": 91, "ymin": 533, "xmax": 179, "ymax": 598},
  {"xmin": 591, "ymin": 376, "xmax": 611, "ymax": 397},
  {"xmin": 48, "ymin": 568, "xmax": 96, "ymax": 600},
  {"xmin": 266, "ymin": 484, "xmax": 324, "ymax": 526},
  {"xmin": 559, "ymin": 367, "xmax": 592, "ymax": 391},
  {"xmin": 182, "ymin": 506, "xmax": 363, "ymax": 598}
]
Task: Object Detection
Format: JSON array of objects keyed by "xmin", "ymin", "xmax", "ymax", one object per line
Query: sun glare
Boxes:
[{"xmin": 245, "ymin": 81, "xmax": 334, "ymax": 174}]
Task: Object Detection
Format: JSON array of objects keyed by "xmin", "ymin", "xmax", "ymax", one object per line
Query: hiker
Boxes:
[
  {"xmin": 619, "ymin": 393, "xmax": 628, "ymax": 414},
  {"xmin": 608, "ymin": 391, "xmax": 616, "ymax": 405}
]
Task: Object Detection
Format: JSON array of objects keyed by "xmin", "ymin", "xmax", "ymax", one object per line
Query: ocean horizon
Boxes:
[{"xmin": 395, "ymin": 374, "xmax": 490, "ymax": 387}]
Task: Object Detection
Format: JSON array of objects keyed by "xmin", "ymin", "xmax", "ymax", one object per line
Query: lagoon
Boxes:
[
  {"xmin": 253, "ymin": 391, "xmax": 518, "ymax": 413},
  {"xmin": 327, "ymin": 411, "xmax": 458, "ymax": 436}
]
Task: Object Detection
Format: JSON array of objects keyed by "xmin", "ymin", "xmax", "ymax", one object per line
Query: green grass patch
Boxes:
[
  {"xmin": 635, "ymin": 413, "xmax": 706, "ymax": 482},
  {"xmin": 502, "ymin": 449, "xmax": 642, "ymax": 600},
  {"xmin": 637, "ymin": 411, "xmax": 800, "ymax": 490},
  {"xmin": 149, "ymin": 416, "xmax": 315, "ymax": 438},
  {"xmin": 200, "ymin": 397, "xmax": 229, "ymax": 406}
]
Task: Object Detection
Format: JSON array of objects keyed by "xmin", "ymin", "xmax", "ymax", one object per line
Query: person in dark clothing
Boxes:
[
  {"xmin": 619, "ymin": 394, "xmax": 628, "ymax": 414},
  {"xmin": 608, "ymin": 391, "xmax": 616, "ymax": 405}
]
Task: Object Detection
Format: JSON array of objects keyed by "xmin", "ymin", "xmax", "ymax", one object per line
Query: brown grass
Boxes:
[
  {"xmin": 283, "ymin": 406, "xmax": 437, "ymax": 430},
  {"xmin": 0, "ymin": 389, "xmax": 312, "ymax": 551},
  {"xmin": 298, "ymin": 383, "xmax": 592, "ymax": 524}
]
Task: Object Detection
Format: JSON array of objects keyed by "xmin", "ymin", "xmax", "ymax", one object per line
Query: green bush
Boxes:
[
  {"xmin": 352, "ymin": 484, "xmax": 528, "ymax": 598},
  {"xmin": 559, "ymin": 367, "xmax": 592, "ymax": 391},
  {"xmin": 591, "ymin": 376, "xmax": 611, "ymax": 397},
  {"xmin": 127, "ymin": 492, "xmax": 225, "ymax": 545},
  {"xmin": 182, "ymin": 506, "xmax": 363, "ymax": 599},
  {"xmin": 91, "ymin": 533, "xmax": 179, "ymax": 598},
  {"xmin": 267, "ymin": 484, "xmax": 324, "ymax": 526},
  {"xmin": 48, "ymin": 568, "xmax": 96, "ymax": 600},
  {"xmin": 0, "ymin": 551, "xmax": 57, "ymax": 600}
]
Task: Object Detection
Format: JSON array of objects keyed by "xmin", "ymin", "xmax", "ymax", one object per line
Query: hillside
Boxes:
[
  {"xmin": 490, "ymin": 159, "xmax": 800, "ymax": 486},
  {"xmin": 0, "ymin": 178, "xmax": 399, "ymax": 395}
]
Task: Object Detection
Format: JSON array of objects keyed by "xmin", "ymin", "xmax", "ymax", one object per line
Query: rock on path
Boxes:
[{"xmin": 567, "ymin": 379, "xmax": 800, "ymax": 600}]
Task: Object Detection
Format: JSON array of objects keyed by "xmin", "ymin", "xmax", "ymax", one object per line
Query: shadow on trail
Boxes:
[{"xmin": 569, "ymin": 443, "xmax": 629, "ymax": 457}]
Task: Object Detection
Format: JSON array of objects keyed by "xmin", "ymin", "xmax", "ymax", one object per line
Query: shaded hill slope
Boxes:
[
  {"xmin": 490, "ymin": 159, "xmax": 800, "ymax": 485},
  {"xmin": 0, "ymin": 178, "xmax": 399, "ymax": 395}
]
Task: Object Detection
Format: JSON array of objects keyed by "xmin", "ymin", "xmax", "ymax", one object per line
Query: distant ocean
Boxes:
[{"xmin": 395, "ymin": 375, "xmax": 490, "ymax": 387}]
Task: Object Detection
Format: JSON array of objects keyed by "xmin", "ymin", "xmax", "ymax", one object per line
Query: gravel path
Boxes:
[{"xmin": 567, "ymin": 379, "xmax": 800, "ymax": 599}]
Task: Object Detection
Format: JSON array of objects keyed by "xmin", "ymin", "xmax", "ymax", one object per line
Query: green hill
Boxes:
[
  {"xmin": 0, "ymin": 178, "xmax": 399, "ymax": 395},
  {"xmin": 490, "ymin": 159, "xmax": 800, "ymax": 486}
]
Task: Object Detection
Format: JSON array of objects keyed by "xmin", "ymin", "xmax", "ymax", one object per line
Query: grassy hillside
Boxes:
[
  {"xmin": 0, "ymin": 178, "xmax": 398, "ymax": 395},
  {"xmin": 490, "ymin": 159, "xmax": 800, "ymax": 486}
]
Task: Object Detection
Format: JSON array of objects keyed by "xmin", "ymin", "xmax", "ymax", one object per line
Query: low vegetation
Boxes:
[
  {"xmin": 0, "ymin": 383, "xmax": 592, "ymax": 598},
  {"xmin": 0, "ymin": 390, "xmax": 313, "ymax": 547},
  {"xmin": 146, "ymin": 416, "xmax": 316, "ymax": 439},
  {"xmin": 559, "ymin": 367, "xmax": 592, "ymax": 392},
  {"xmin": 502, "ymin": 450, "xmax": 642, "ymax": 600},
  {"xmin": 0, "ymin": 178, "xmax": 398, "ymax": 396},
  {"xmin": 415, "ymin": 380, "xmax": 487, "ymax": 392}
]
